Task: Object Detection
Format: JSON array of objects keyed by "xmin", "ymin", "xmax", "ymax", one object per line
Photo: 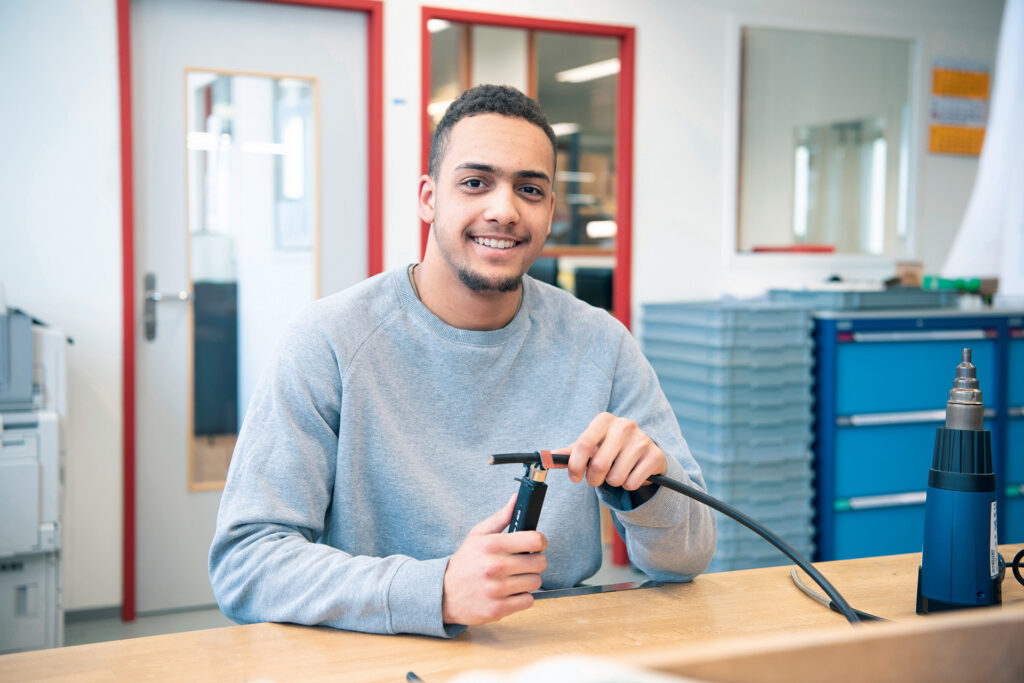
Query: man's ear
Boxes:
[
  {"xmin": 545, "ymin": 191, "xmax": 555, "ymax": 237},
  {"xmin": 417, "ymin": 175, "xmax": 436, "ymax": 224}
]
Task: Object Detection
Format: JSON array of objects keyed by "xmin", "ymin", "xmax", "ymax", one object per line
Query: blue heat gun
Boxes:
[{"xmin": 916, "ymin": 348, "xmax": 1004, "ymax": 613}]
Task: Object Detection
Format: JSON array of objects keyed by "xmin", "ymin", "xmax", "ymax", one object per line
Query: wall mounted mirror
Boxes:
[{"xmin": 737, "ymin": 27, "xmax": 914, "ymax": 257}]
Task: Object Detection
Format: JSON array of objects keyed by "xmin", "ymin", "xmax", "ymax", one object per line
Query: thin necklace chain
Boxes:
[{"xmin": 407, "ymin": 263, "xmax": 524, "ymax": 315}]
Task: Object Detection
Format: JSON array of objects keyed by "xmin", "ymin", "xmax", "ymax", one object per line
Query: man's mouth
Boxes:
[{"xmin": 471, "ymin": 236, "xmax": 520, "ymax": 250}]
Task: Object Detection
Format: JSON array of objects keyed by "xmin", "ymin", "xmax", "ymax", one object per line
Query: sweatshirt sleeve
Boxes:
[
  {"xmin": 593, "ymin": 328, "xmax": 717, "ymax": 582},
  {"xmin": 208, "ymin": 319, "xmax": 463, "ymax": 638}
]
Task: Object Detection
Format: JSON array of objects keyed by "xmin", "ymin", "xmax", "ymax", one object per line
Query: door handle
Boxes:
[{"xmin": 143, "ymin": 272, "xmax": 193, "ymax": 342}]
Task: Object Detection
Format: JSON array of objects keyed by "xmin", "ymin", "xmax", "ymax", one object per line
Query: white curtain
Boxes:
[{"xmin": 942, "ymin": 0, "xmax": 1024, "ymax": 300}]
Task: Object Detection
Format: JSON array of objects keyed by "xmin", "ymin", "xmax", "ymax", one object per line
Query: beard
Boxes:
[
  {"xmin": 431, "ymin": 214, "xmax": 530, "ymax": 293},
  {"xmin": 456, "ymin": 266, "xmax": 523, "ymax": 293}
]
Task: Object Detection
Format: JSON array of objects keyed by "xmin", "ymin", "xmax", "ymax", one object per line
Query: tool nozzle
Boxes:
[
  {"xmin": 526, "ymin": 463, "xmax": 548, "ymax": 482},
  {"xmin": 946, "ymin": 347, "xmax": 984, "ymax": 430}
]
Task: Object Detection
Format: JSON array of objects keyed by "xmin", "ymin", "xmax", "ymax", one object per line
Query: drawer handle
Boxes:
[
  {"xmin": 838, "ymin": 409, "xmax": 995, "ymax": 427},
  {"xmin": 850, "ymin": 330, "xmax": 992, "ymax": 343},
  {"xmin": 835, "ymin": 491, "xmax": 927, "ymax": 511}
]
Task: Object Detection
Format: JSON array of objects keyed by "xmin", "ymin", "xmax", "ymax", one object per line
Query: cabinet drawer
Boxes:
[
  {"xmin": 1004, "ymin": 497, "xmax": 1023, "ymax": 544},
  {"xmin": 834, "ymin": 421, "xmax": 994, "ymax": 498},
  {"xmin": 833, "ymin": 505, "xmax": 924, "ymax": 560},
  {"xmin": 1010, "ymin": 339, "xmax": 1024, "ymax": 407},
  {"xmin": 0, "ymin": 434, "xmax": 39, "ymax": 461},
  {"xmin": 1008, "ymin": 419, "xmax": 1024, "ymax": 483},
  {"xmin": 836, "ymin": 339, "xmax": 996, "ymax": 415}
]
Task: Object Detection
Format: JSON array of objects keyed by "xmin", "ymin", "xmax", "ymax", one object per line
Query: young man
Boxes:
[{"xmin": 209, "ymin": 85, "xmax": 715, "ymax": 638}]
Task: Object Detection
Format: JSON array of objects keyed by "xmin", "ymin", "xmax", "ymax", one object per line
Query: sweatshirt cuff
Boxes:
[
  {"xmin": 386, "ymin": 556, "xmax": 465, "ymax": 638},
  {"xmin": 596, "ymin": 456, "xmax": 693, "ymax": 529}
]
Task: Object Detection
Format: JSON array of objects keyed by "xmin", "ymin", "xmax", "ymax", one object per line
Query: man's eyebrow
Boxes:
[
  {"xmin": 516, "ymin": 169, "xmax": 552, "ymax": 183},
  {"xmin": 455, "ymin": 162, "xmax": 497, "ymax": 174},
  {"xmin": 454, "ymin": 162, "xmax": 551, "ymax": 184}
]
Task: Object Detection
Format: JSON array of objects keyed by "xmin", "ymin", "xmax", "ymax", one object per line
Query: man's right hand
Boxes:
[{"xmin": 441, "ymin": 494, "xmax": 548, "ymax": 626}]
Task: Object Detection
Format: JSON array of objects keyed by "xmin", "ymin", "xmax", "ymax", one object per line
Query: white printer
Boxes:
[{"xmin": 1, "ymin": 293, "xmax": 68, "ymax": 653}]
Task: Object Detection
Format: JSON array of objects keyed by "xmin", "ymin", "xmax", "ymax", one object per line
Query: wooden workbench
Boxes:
[{"xmin": 2, "ymin": 544, "xmax": 1022, "ymax": 681}]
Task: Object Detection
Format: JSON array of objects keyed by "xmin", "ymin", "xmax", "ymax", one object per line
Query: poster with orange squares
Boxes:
[{"xmin": 929, "ymin": 60, "xmax": 990, "ymax": 156}]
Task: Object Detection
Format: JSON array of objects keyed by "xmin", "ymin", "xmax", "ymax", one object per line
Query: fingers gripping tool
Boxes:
[{"xmin": 505, "ymin": 450, "xmax": 561, "ymax": 533}]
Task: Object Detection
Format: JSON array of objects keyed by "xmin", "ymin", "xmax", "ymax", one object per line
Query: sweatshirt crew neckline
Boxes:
[{"xmin": 394, "ymin": 265, "xmax": 531, "ymax": 347}]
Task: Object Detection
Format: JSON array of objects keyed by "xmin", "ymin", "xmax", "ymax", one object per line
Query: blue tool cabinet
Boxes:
[{"xmin": 813, "ymin": 309, "xmax": 1024, "ymax": 560}]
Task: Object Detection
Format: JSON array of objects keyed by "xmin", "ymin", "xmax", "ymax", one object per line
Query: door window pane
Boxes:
[{"xmin": 185, "ymin": 71, "xmax": 318, "ymax": 488}]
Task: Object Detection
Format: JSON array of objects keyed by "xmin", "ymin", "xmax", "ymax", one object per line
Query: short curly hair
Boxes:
[{"xmin": 428, "ymin": 84, "xmax": 557, "ymax": 179}]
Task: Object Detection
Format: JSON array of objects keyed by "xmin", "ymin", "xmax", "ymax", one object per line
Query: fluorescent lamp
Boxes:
[
  {"xmin": 567, "ymin": 193, "xmax": 595, "ymax": 205},
  {"xmin": 427, "ymin": 19, "xmax": 452, "ymax": 33},
  {"xmin": 555, "ymin": 58, "xmax": 620, "ymax": 84},
  {"xmin": 897, "ymin": 105, "xmax": 910, "ymax": 239},
  {"xmin": 556, "ymin": 171, "xmax": 595, "ymax": 183},
  {"xmin": 793, "ymin": 145, "xmax": 809, "ymax": 238},
  {"xmin": 868, "ymin": 138, "xmax": 887, "ymax": 255},
  {"xmin": 281, "ymin": 117, "xmax": 304, "ymax": 199},
  {"xmin": 586, "ymin": 220, "xmax": 617, "ymax": 239},
  {"xmin": 551, "ymin": 122, "xmax": 580, "ymax": 137}
]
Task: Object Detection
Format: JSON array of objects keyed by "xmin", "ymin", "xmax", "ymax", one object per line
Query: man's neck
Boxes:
[{"xmin": 412, "ymin": 257, "xmax": 523, "ymax": 332}]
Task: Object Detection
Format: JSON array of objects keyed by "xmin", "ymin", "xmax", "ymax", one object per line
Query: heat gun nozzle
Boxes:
[{"xmin": 945, "ymin": 347, "xmax": 984, "ymax": 431}]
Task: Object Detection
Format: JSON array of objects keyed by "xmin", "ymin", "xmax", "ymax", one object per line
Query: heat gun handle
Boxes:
[{"xmin": 507, "ymin": 478, "xmax": 547, "ymax": 533}]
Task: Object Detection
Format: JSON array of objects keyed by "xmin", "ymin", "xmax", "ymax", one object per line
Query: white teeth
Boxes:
[{"xmin": 473, "ymin": 237, "xmax": 516, "ymax": 249}]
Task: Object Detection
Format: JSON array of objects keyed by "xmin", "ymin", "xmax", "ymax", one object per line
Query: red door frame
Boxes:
[
  {"xmin": 116, "ymin": 0, "xmax": 384, "ymax": 621},
  {"xmin": 419, "ymin": 7, "xmax": 635, "ymax": 330}
]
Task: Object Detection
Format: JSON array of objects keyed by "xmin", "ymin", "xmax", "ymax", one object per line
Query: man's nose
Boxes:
[{"xmin": 482, "ymin": 184, "xmax": 520, "ymax": 226}]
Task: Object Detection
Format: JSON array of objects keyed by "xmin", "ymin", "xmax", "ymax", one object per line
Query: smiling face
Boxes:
[{"xmin": 419, "ymin": 113, "xmax": 555, "ymax": 294}]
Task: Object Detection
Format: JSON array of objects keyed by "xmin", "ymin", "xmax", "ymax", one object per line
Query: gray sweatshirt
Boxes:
[{"xmin": 209, "ymin": 268, "xmax": 715, "ymax": 638}]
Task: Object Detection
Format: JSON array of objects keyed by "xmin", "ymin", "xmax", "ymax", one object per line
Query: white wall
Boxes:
[
  {"xmin": 0, "ymin": 0, "xmax": 1004, "ymax": 612},
  {"xmin": 0, "ymin": 0, "xmax": 123, "ymax": 610}
]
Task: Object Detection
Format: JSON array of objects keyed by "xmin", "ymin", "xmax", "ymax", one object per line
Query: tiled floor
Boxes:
[
  {"xmin": 64, "ymin": 607, "xmax": 235, "ymax": 646},
  {"xmin": 63, "ymin": 547, "xmax": 646, "ymax": 648}
]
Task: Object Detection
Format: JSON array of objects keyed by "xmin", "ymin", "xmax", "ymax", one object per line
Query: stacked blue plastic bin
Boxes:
[{"xmin": 640, "ymin": 301, "xmax": 816, "ymax": 572}]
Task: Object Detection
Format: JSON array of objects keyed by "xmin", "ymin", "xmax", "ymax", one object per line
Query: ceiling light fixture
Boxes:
[
  {"xmin": 555, "ymin": 58, "xmax": 620, "ymax": 84},
  {"xmin": 586, "ymin": 220, "xmax": 617, "ymax": 239},
  {"xmin": 550, "ymin": 122, "xmax": 581, "ymax": 137},
  {"xmin": 427, "ymin": 99, "xmax": 454, "ymax": 118}
]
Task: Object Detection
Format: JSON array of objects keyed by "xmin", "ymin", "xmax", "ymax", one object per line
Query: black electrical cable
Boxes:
[
  {"xmin": 1012, "ymin": 547, "xmax": 1024, "ymax": 588},
  {"xmin": 789, "ymin": 569, "xmax": 886, "ymax": 621},
  {"xmin": 490, "ymin": 452, "xmax": 862, "ymax": 625},
  {"xmin": 647, "ymin": 473, "xmax": 861, "ymax": 624}
]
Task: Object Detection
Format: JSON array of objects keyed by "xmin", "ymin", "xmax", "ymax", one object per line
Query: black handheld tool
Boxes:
[{"xmin": 507, "ymin": 463, "xmax": 548, "ymax": 533}]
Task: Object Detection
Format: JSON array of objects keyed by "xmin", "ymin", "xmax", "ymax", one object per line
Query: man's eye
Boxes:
[
  {"xmin": 519, "ymin": 185, "xmax": 544, "ymax": 197},
  {"xmin": 462, "ymin": 178, "xmax": 485, "ymax": 189}
]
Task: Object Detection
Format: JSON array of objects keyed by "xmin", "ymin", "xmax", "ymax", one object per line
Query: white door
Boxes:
[{"xmin": 132, "ymin": 0, "xmax": 368, "ymax": 612}]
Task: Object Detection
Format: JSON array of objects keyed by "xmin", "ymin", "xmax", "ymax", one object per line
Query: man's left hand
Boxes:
[{"xmin": 556, "ymin": 413, "xmax": 667, "ymax": 491}]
